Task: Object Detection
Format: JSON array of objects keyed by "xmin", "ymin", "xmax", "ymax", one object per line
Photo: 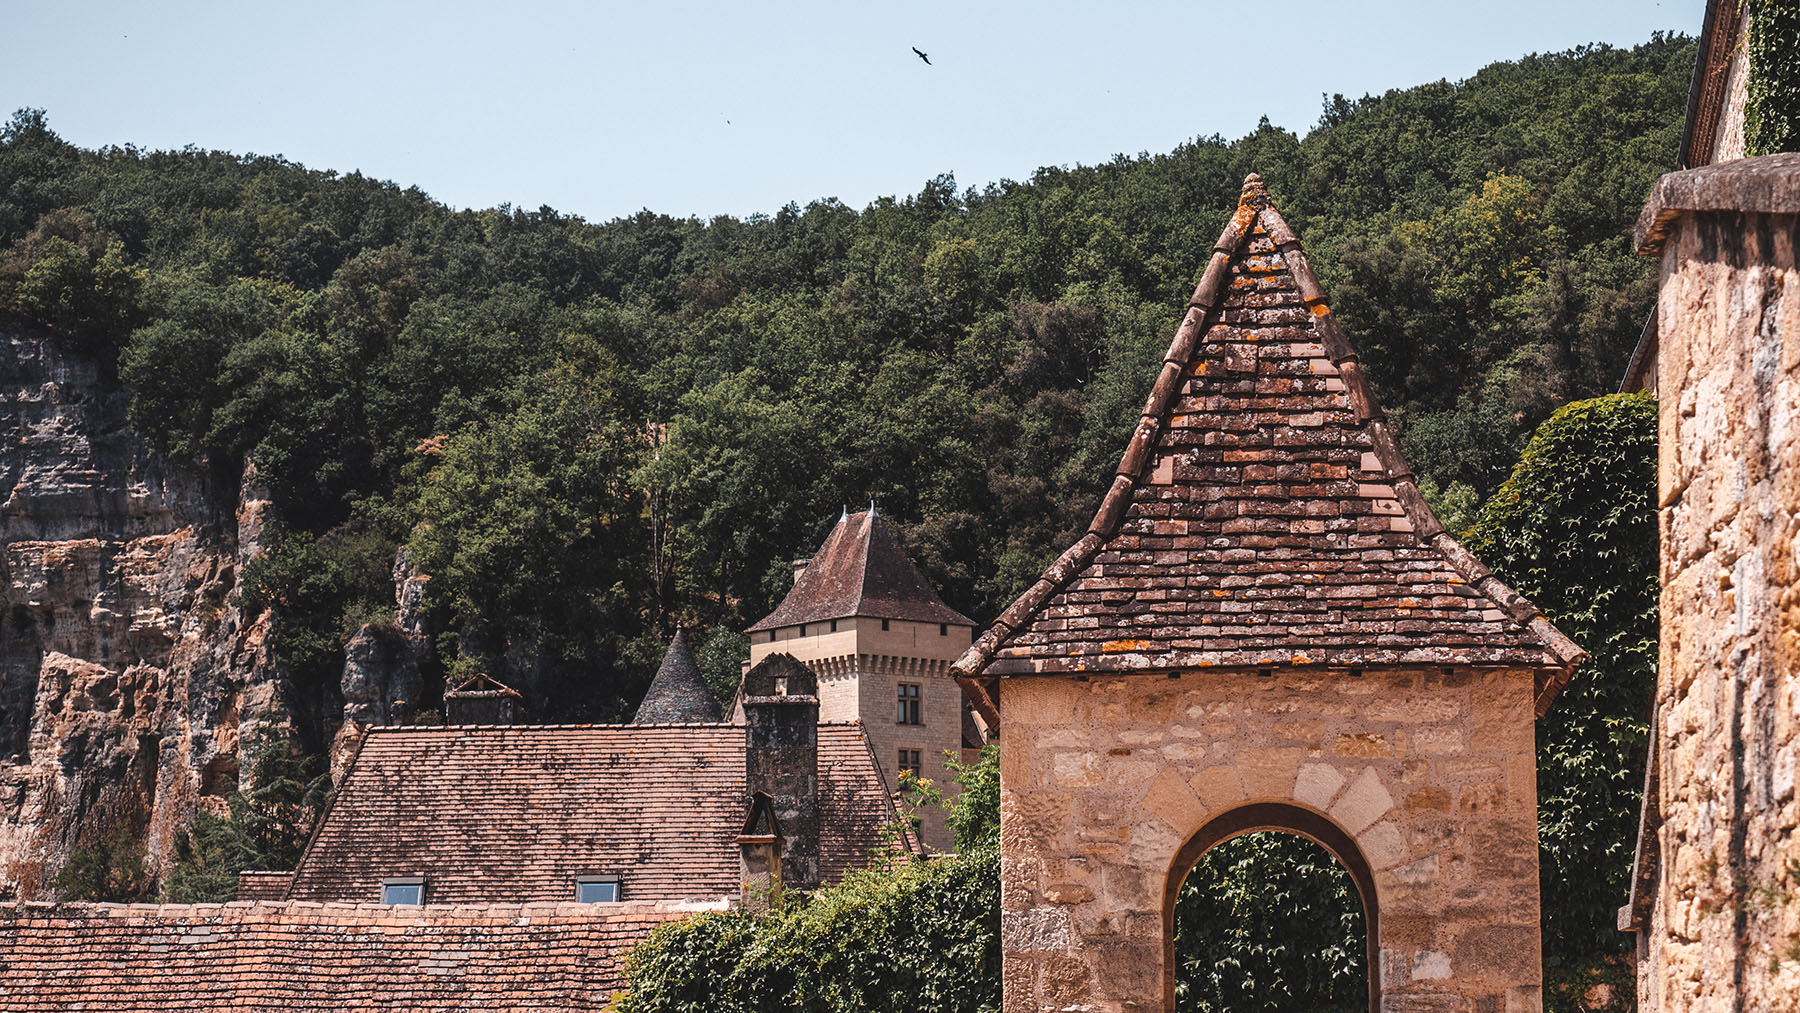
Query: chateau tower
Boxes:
[{"xmin": 746, "ymin": 508, "xmax": 977, "ymax": 850}]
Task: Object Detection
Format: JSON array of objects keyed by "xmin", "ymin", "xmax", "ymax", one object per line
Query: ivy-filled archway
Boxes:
[{"xmin": 1166, "ymin": 804, "xmax": 1378, "ymax": 1013}]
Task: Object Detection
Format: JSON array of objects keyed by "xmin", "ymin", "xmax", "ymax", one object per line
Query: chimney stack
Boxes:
[
  {"xmin": 443, "ymin": 673, "xmax": 521, "ymax": 725},
  {"xmin": 739, "ymin": 653, "xmax": 820, "ymax": 893}
]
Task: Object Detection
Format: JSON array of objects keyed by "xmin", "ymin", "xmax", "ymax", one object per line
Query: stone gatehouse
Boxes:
[{"xmin": 954, "ymin": 176, "xmax": 1584, "ymax": 1012}]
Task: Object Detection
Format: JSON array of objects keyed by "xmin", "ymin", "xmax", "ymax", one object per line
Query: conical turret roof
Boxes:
[
  {"xmin": 748, "ymin": 510, "xmax": 974, "ymax": 632},
  {"xmin": 953, "ymin": 175, "xmax": 1585, "ymax": 716},
  {"xmin": 633, "ymin": 629, "xmax": 722, "ymax": 724}
]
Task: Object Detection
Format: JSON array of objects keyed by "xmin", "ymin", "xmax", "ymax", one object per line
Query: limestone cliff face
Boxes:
[{"xmin": 0, "ymin": 329, "xmax": 282, "ymax": 898}]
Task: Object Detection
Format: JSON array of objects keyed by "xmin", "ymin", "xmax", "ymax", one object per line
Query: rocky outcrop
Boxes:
[
  {"xmin": 0, "ymin": 329, "xmax": 282, "ymax": 898},
  {"xmin": 328, "ymin": 547, "xmax": 432, "ymax": 780}
]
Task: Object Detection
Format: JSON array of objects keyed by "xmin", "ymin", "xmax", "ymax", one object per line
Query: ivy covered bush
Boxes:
[
  {"xmin": 1465, "ymin": 393, "xmax": 1658, "ymax": 1012},
  {"xmin": 617, "ymin": 746, "xmax": 1000, "ymax": 1013},
  {"xmin": 1744, "ymin": 0, "xmax": 1800, "ymax": 156}
]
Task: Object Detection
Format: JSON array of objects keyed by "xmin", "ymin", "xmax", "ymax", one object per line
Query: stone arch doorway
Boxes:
[{"xmin": 1165, "ymin": 803, "xmax": 1378, "ymax": 1012}]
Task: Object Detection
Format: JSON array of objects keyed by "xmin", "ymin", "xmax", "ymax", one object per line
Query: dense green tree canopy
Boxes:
[{"xmin": 0, "ymin": 36, "xmax": 1689, "ymax": 724}]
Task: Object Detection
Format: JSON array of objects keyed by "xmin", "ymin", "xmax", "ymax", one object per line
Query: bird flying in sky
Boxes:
[{"xmin": 912, "ymin": 47, "xmax": 931, "ymax": 65}]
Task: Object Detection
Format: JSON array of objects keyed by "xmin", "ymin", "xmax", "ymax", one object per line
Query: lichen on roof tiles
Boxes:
[{"xmin": 954, "ymin": 175, "xmax": 1585, "ymax": 710}]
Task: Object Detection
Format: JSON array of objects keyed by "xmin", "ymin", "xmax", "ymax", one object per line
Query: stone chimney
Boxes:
[
  {"xmin": 790, "ymin": 557, "xmax": 812, "ymax": 582},
  {"xmin": 739, "ymin": 653, "xmax": 820, "ymax": 892},
  {"xmin": 443, "ymin": 672, "xmax": 521, "ymax": 725}
]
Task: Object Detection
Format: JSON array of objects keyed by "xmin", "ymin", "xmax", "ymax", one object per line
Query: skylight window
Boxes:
[
  {"xmin": 381, "ymin": 876, "xmax": 425, "ymax": 905},
  {"xmin": 576, "ymin": 875, "xmax": 621, "ymax": 903}
]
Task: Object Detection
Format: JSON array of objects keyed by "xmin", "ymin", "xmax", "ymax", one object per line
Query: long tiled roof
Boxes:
[
  {"xmin": 748, "ymin": 510, "xmax": 974, "ymax": 631},
  {"xmin": 633, "ymin": 630, "xmax": 722, "ymax": 723},
  {"xmin": 954, "ymin": 176, "xmax": 1584, "ymax": 716},
  {"xmin": 0, "ymin": 901, "xmax": 689, "ymax": 1011},
  {"xmin": 285, "ymin": 723, "xmax": 902, "ymax": 904}
]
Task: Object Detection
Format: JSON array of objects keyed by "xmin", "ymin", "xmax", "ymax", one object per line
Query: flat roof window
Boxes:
[
  {"xmin": 576, "ymin": 875, "xmax": 621, "ymax": 903},
  {"xmin": 381, "ymin": 877, "xmax": 425, "ymax": 905}
]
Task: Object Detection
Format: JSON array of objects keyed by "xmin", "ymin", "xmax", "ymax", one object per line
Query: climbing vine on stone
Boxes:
[
  {"xmin": 1744, "ymin": 0, "xmax": 1800, "ymax": 156},
  {"xmin": 1465, "ymin": 393, "xmax": 1658, "ymax": 1012}
]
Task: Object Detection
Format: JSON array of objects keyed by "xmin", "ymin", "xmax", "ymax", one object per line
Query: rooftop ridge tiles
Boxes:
[{"xmin": 952, "ymin": 174, "xmax": 1586, "ymax": 707}]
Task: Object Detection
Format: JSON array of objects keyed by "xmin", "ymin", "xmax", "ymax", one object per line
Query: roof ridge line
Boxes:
[
  {"xmin": 1256, "ymin": 200, "xmax": 1587, "ymax": 712},
  {"xmin": 957, "ymin": 176, "xmax": 1264, "ymax": 674}
]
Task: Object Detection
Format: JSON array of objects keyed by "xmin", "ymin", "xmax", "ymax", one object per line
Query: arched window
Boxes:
[{"xmin": 1166, "ymin": 804, "xmax": 1377, "ymax": 1012}]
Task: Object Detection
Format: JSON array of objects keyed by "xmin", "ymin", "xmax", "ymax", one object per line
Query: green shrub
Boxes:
[
  {"xmin": 1744, "ymin": 0, "xmax": 1800, "ymax": 156},
  {"xmin": 1173, "ymin": 833, "xmax": 1367, "ymax": 1013},
  {"xmin": 53, "ymin": 820, "xmax": 153, "ymax": 903},
  {"xmin": 162, "ymin": 720, "xmax": 330, "ymax": 902},
  {"xmin": 618, "ymin": 747, "xmax": 1001, "ymax": 1013},
  {"xmin": 1466, "ymin": 393, "xmax": 1658, "ymax": 1012}
]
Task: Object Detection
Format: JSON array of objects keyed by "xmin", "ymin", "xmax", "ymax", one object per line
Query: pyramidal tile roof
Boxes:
[
  {"xmin": 748, "ymin": 509, "xmax": 975, "ymax": 632},
  {"xmin": 953, "ymin": 175, "xmax": 1585, "ymax": 716},
  {"xmin": 633, "ymin": 629, "xmax": 722, "ymax": 723}
]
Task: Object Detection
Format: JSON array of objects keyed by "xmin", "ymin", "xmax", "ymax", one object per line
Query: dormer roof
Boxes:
[
  {"xmin": 633, "ymin": 629, "xmax": 722, "ymax": 724},
  {"xmin": 747, "ymin": 510, "xmax": 974, "ymax": 632},
  {"xmin": 953, "ymin": 175, "xmax": 1584, "ymax": 716}
]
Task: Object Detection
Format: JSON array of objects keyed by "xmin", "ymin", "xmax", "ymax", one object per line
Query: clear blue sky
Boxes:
[{"xmin": 7, "ymin": 1, "xmax": 1698, "ymax": 223}]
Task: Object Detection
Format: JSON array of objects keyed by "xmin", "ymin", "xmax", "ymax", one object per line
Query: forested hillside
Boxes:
[{"xmin": 0, "ymin": 34, "xmax": 1692, "ymax": 721}]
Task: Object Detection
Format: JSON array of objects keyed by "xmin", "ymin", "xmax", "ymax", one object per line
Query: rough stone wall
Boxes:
[
  {"xmin": 0, "ymin": 330, "xmax": 284, "ymax": 897},
  {"xmin": 1646, "ymin": 209, "xmax": 1800, "ymax": 1010},
  {"xmin": 998, "ymin": 667, "xmax": 1543, "ymax": 1013}
]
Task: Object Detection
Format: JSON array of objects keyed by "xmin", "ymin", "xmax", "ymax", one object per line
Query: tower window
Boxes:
[
  {"xmin": 939, "ymin": 623, "xmax": 948, "ymax": 636},
  {"xmin": 830, "ymin": 619, "xmax": 838, "ymax": 632},
  {"xmin": 898, "ymin": 749, "xmax": 922, "ymax": 776},
  {"xmin": 770, "ymin": 630, "xmax": 777, "ymax": 643},
  {"xmin": 882, "ymin": 618, "xmax": 890, "ymax": 631},
  {"xmin": 800, "ymin": 624, "xmax": 807, "ymax": 636},
  {"xmin": 897, "ymin": 683, "xmax": 922, "ymax": 725}
]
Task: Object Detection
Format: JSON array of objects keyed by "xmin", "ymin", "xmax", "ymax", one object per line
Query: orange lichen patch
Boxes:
[
  {"xmin": 1231, "ymin": 275, "xmax": 1258, "ymax": 289},
  {"xmin": 1289, "ymin": 656, "xmax": 1312, "ymax": 665},
  {"xmin": 1102, "ymin": 639, "xmax": 1153, "ymax": 654},
  {"xmin": 1212, "ymin": 590, "xmax": 1231, "ymax": 598},
  {"xmin": 1309, "ymin": 303, "xmax": 1332, "ymax": 317},
  {"xmin": 1231, "ymin": 203, "xmax": 1258, "ymax": 232}
]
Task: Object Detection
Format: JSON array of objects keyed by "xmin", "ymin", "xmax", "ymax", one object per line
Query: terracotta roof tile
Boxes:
[
  {"xmin": 749, "ymin": 510, "xmax": 974, "ymax": 631},
  {"xmin": 955, "ymin": 176, "xmax": 1584, "ymax": 714},
  {"xmin": 286, "ymin": 723, "xmax": 901, "ymax": 905},
  {"xmin": 633, "ymin": 630, "xmax": 722, "ymax": 724},
  {"xmin": 0, "ymin": 900, "xmax": 689, "ymax": 1010}
]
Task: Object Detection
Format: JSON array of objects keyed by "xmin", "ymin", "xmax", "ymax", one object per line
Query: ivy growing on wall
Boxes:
[
  {"xmin": 1465, "ymin": 393, "xmax": 1659, "ymax": 1012},
  {"xmin": 1744, "ymin": 0, "xmax": 1800, "ymax": 155}
]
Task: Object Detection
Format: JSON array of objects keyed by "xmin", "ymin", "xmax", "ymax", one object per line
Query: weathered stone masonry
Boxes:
[
  {"xmin": 958, "ymin": 177, "xmax": 1583, "ymax": 1013},
  {"xmin": 1628, "ymin": 151, "xmax": 1800, "ymax": 1012}
]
